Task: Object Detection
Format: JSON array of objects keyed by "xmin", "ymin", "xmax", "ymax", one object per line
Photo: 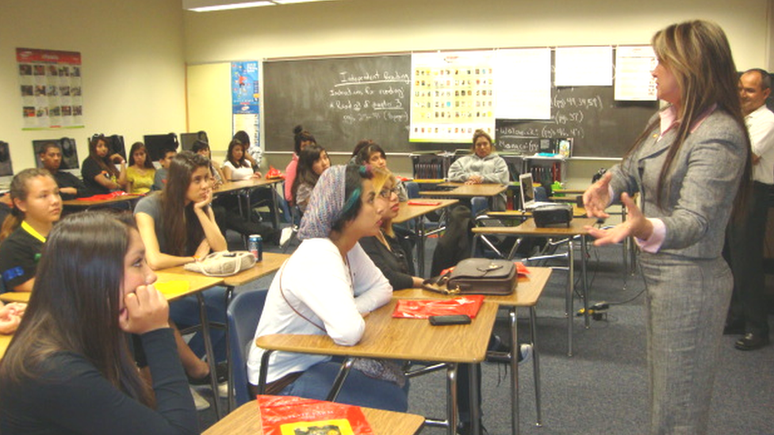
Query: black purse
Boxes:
[{"xmin": 422, "ymin": 258, "xmax": 517, "ymax": 295}]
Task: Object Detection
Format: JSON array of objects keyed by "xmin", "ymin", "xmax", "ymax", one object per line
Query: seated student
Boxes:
[
  {"xmin": 0, "ymin": 169, "xmax": 62, "ymax": 292},
  {"xmin": 119, "ymin": 142, "xmax": 156, "ymax": 194},
  {"xmin": 222, "ymin": 139, "xmax": 260, "ymax": 181},
  {"xmin": 0, "ymin": 211, "xmax": 198, "ymax": 434},
  {"xmin": 135, "ymin": 151, "xmax": 229, "ymax": 368},
  {"xmin": 353, "ymin": 140, "xmax": 408, "ymax": 201},
  {"xmin": 0, "ymin": 301, "xmax": 25, "ymax": 334},
  {"xmin": 359, "ymin": 171, "xmax": 422, "ymax": 290},
  {"xmin": 246, "ymin": 164, "xmax": 409, "ymax": 412},
  {"xmin": 284, "ymin": 125, "xmax": 316, "ymax": 203},
  {"xmin": 447, "ymin": 129, "xmax": 509, "ymax": 210},
  {"xmin": 291, "ymin": 144, "xmax": 330, "ymax": 213},
  {"xmin": 81, "ymin": 135, "xmax": 126, "ymax": 196},
  {"xmin": 152, "ymin": 148, "xmax": 177, "ymax": 191},
  {"xmin": 233, "ymin": 130, "xmax": 261, "ymax": 170},
  {"xmin": 193, "ymin": 140, "xmax": 276, "ymax": 241},
  {"xmin": 38, "ymin": 141, "xmax": 87, "ymax": 200},
  {"xmin": 191, "ymin": 140, "xmax": 225, "ymax": 187}
]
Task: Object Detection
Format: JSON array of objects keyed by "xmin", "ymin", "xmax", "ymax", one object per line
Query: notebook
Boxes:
[{"xmin": 519, "ymin": 173, "xmax": 553, "ymax": 211}]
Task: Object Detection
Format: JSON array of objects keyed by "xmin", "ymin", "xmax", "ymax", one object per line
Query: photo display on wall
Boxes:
[
  {"xmin": 17, "ymin": 48, "xmax": 83, "ymax": 130},
  {"xmin": 410, "ymin": 51, "xmax": 497, "ymax": 143}
]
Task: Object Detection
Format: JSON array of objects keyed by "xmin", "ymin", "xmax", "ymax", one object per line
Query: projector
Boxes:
[{"xmin": 533, "ymin": 204, "xmax": 573, "ymax": 227}]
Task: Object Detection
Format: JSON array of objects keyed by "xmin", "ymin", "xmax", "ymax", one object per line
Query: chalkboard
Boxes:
[
  {"xmin": 263, "ymin": 55, "xmax": 412, "ymax": 153},
  {"xmin": 496, "ymin": 86, "xmax": 658, "ymax": 158}
]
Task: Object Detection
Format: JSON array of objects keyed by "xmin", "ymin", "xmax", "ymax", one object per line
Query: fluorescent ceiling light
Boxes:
[
  {"xmin": 184, "ymin": 0, "xmax": 338, "ymax": 12},
  {"xmin": 187, "ymin": 1, "xmax": 274, "ymax": 12}
]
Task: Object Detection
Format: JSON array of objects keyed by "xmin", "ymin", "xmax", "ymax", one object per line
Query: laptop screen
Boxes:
[{"xmin": 519, "ymin": 173, "xmax": 535, "ymax": 209}]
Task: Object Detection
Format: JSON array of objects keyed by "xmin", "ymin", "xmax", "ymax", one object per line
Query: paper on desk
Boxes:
[
  {"xmin": 155, "ymin": 281, "xmax": 190, "ymax": 298},
  {"xmin": 393, "ymin": 295, "xmax": 485, "ymax": 319}
]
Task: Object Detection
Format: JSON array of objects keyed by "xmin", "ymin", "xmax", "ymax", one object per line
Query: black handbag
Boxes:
[{"xmin": 422, "ymin": 258, "xmax": 517, "ymax": 295}]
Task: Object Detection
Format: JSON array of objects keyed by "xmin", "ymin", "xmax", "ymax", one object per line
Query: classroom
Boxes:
[{"xmin": 1, "ymin": 1, "xmax": 773, "ymax": 434}]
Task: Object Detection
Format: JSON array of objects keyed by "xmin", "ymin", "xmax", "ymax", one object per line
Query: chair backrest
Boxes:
[
  {"xmin": 534, "ymin": 186, "xmax": 549, "ymax": 202},
  {"xmin": 227, "ymin": 289, "xmax": 268, "ymax": 406},
  {"xmin": 404, "ymin": 181, "xmax": 419, "ymax": 199}
]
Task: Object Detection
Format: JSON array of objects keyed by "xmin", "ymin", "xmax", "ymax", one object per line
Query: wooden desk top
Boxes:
[
  {"xmin": 0, "ymin": 292, "xmax": 30, "ymax": 303},
  {"xmin": 62, "ymin": 194, "xmax": 142, "ymax": 207},
  {"xmin": 203, "ymin": 401, "xmax": 424, "ymax": 435},
  {"xmin": 393, "ymin": 199, "xmax": 458, "ymax": 224},
  {"xmin": 393, "ymin": 267, "xmax": 551, "ymax": 308},
  {"xmin": 158, "ymin": 252, "xmax": 289, "ymax": 289},
  {"xmin": 216, "ymin": 178, "xmax": 282, "ymax": 195},
  {"xmin": 257, "ymin": 299, "xmax": 498, "ymax": 363},
  {"xmin": 472, "ymin": 217, "xmax": 597, "ymax": 237},
  {"xmin": 0, "ymin": 333, "xmax": 12, "ymax": 360},
  {"xmin": 419, "ymin": 183, "xmax": 507, "ymax": 198}
]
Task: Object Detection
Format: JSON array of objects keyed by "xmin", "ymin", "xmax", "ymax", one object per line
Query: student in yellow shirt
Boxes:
[{"xmin": 120, "ymin": 142, "xmax": 156, "ymax": 194}]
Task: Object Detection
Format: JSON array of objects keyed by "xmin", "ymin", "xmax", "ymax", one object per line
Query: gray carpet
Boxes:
[{"xmin": 195, "ymin": 229, "xmax": 774, "ymax": 435}]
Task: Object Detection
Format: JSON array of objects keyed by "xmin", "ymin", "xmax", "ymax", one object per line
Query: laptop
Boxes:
[{"xmin": 519, "ymin": 173, "xmax": 553, "ymax": 211}]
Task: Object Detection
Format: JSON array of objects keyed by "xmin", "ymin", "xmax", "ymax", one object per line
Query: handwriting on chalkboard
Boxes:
[
  {"xmin": 329, "ymin": 70, "xmax": 411, "ymax": 125},
  {"xmin": 496, "ymin": 89, "xmax": 605, "ymax": 154}
]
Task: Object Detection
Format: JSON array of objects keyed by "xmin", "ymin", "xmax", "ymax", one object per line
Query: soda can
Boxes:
[{"xmin": 248, "ymin": 234, "xmax": 263, "ymax": 261}]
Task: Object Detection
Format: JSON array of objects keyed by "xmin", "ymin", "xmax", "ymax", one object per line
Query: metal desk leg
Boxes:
[
  {"xmin": 508, "ymin": 308, "xmax": 520, "ymax": 435},
  {"xmin": 326, "ymin": 357, "xmax": 355, "ymax": 401},
  {"xmin": 530, "ymin": 306, "xmax": 542, "ymax": 426},
  {"xmin": 225, "ymin": 286, "xmax": 236, "ymax": 413},
  {"xmin": 269, "ymin": 185, "xmax": 280, "ymax": 231},
  {"xmin": 469, "ymin": 363, "xmax": 481, "ymax": 435},
  {"xmin": 446, "ymin": 363, "xmax": 458, "ymax": 435},
  {"xmin": 257, "ymin": 350, "xmax": 274, "ymax": 393},
  {"xmin": 417, "ymin": 216, "xmax": 426, "ymax": 277},
  {"xmin": 197, "ymin": 292, "xmax": 223, "ymax": 419},
  {"xmin": 566, "ymin": 239, "xmax": 574, "ymax": 357},
  {"xmin": 581, "ymin": 236, "xmax": 590, "ymax": 329}
]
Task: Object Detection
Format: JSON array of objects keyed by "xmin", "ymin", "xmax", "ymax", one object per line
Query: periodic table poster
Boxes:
[
  {"xmin": 410, "ymin": 51, "xmax": 496, "ymax": 143},
  {"xmin": 17, "ymin": 48, "xmax": 83, "ymax": 130}
]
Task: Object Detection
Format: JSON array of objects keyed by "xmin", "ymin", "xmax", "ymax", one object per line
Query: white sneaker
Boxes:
[
  {"xmin": 190, "ymin": 387, "xmax": 210, "ymax": 411},
  {"xmin": 218, "ymin": 381, "xmax": 229, "ymax": 398},
  {"xmin": 279, "ymin": 227, "xmax": 294, "ymax": 247},
  {"xmin": 518, "ymin": 344, "xmax": 533, "ymax": 365}
]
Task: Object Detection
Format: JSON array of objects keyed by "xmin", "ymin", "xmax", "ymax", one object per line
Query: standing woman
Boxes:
[
  {"xmin": 119, "ymin": 142, "xmax": 156, "ymax": 195},
  {"xmin": 0, "ymin": 168, "xmax": 62, "ymax": 292},
  {"xmin": 81, "ymin": 135, "xmax": 125, "ymax": 195},
  {"xmin": 0, "ymin": 211, "xmax": 198, "ymax": 434},
  {"xmin": 222, "ymin": 140, "xmax": 260, "ymax": 181},
  {"xmin": 291, "ymin": 143, "xmax": 330, "ymax": 213},
  {"xmin": 247, "ymin": 165, "xmax": 409, "ymax": 412},
  {"xmin": 284, "ymin": 125, "xmax": 316, "ymax": 203},
  {"xmin": 583, "ymin": 20, "xmax": 751, "ymax": 434},
  {"xmin": 447, "ymin": 130, "xmax": 509, "ymax": 210}
]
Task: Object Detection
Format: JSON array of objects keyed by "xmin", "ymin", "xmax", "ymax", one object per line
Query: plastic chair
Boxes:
[
  {"xmin": 226, "ymin": 289, "xmax": 268, "ymax": 409},
  {"xmin": 404, "ymin": 181, "xmax": 419, "ymax": 199}
]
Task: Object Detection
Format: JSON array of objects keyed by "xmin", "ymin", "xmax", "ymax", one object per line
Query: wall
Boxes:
[
  {"xmin": 184, "ymin": 0, "xmax": 772, "ymax": 187},
  {"xmin": 0, "ymin": 0, "xmax": 186, "ymax": 178}
]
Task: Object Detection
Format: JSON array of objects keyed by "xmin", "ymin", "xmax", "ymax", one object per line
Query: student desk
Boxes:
[
  {"xmin": 215, "ymin": 178, "xmax": 283, "ymax": 230},
  {"xmin": 0, "ymin": 292, "xmax": 31, "ymax": 303},
  {"xmin": 419, "ymin": 183, "xmax": 507, "ymax": 199},
  {"xmin": 393, "ymin": 199, "xmax": 459, "ymax": 277},
  {"xmin": 472, "ymin": 218, "xmax": 597, "ymax": 357},
  {"xmin": 256, "ymin": 299, "xmax": 499, "ymax": 435},
  {"xmin": 202, "ymin": 400, "xmax": 425, "ymax": 435},
  {"xmin": 394, "ymin": 267, "xmax": 552, "ymax": 434},
  {"xmin": 159, "ymin": 252, "xmax": 290, "ymax": 413},
  {"xmin": 62, "ymin": 194, "xmax": 142, "ymax": 210}
]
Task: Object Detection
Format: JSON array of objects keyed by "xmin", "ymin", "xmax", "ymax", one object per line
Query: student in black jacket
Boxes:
[
  {"xmin": 0, "ymin": 211, "xmax": 198, "ymax": 434},
  {"xmin": 39, "ymin": 141, "xmax": 87, "ymax": 200}
]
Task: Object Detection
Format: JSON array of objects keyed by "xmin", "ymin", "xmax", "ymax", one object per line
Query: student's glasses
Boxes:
[{"xmin": 379, "ymin": 187, "xmax": 399, "ymax": 198}]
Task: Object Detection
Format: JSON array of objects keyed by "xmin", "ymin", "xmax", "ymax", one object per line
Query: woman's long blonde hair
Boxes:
[{"xmin": 630, "ymin": 20, "xmax": 751, "ymax": 213}]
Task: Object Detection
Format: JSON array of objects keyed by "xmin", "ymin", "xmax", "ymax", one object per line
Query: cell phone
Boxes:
[{"xmin": 429, "ymin": 314, "xmax": 471, "ymax": 326}]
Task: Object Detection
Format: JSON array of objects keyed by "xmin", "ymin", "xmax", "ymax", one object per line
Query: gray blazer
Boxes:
[{"xmin": 609, "ymin": 109, "xmax": 747, "ymax": 259}]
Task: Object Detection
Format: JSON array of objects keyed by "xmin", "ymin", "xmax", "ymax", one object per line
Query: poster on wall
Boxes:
[
  {"xmin": 410, "ymin": 51, "xmax": 496, "ymax": 143},
  {"xmin": 17, "ymin": 48, "xmax": 83, "ymax": 130},
  {"xmin": 614, "ymin": 46, "xmax": 658, "ymax": 101},
  {"xmin": 231, "ymin": 61, "xmax": 261, "ymax": 162}
]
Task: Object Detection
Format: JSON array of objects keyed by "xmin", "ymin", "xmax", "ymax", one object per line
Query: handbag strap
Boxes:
[{"xmin": 278, "ymin": 259, "xmax": 326, "ymax": 333}]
